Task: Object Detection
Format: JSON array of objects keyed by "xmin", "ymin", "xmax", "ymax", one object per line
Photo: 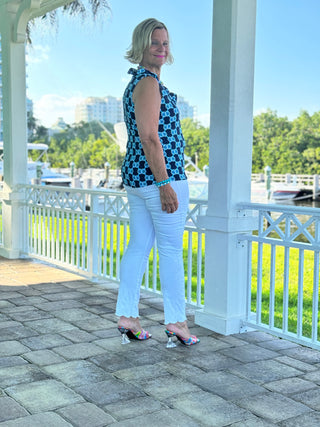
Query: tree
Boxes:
[
  {"xmin": 302, "ymin": 147, "xmax": 320, "ymax": 174},
  {"xmin": 47, "ymin": 137, "xmax": 66, "ymax": 167},
  {"xmin": 252, "ymin": 109, "xmax": 320, "ymax": 174},
  {"xmin": 28, "ymin": 109, "xmax": 320, "ymax": 175},
  {"xmin": 181, "ymin": 118, "xmax": 209, "ymax": 170},
  {"xmin": 27, "ymin": 111, "xmax": 37, "ymax": 140},
  {"xmin": 44, "ymin": 120, "xmax": 123, "ymax": 169},
  {"xmin": 252, "ymin": 110, "xmax": 292, "ymax": 173}
]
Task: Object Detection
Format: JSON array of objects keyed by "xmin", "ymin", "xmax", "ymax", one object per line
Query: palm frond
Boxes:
[{"xmin": 26, "ymin": 0, "xmax": 111, "ymax": 44}]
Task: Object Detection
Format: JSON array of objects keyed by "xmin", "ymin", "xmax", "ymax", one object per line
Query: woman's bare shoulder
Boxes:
[{"xmin": 134, "ymin": 76, "xmax": 159, "ymax": 98}]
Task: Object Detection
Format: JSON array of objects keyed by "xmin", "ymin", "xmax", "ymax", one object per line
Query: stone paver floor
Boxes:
[{"xmin": 1, "ymin": 257, "xmax": 320, "ymax": 426}]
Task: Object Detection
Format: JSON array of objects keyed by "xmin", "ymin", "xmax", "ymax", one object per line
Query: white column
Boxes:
[
  {"xmin": 0, "ymin": 6, "xmax": 28, "ymax": 258},
  {"xmin": 195, "ymin": 0, "xmax": 257, "ymax": 334},
  {"xmin": 0, "ymin": 0, "xmax": 76, "ymax": 259}
]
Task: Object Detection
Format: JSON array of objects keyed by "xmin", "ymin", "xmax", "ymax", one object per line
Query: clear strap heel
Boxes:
[
  {"xmin": 166, "ymin": 335, "xmax": 177, "ymax": 348},
  {"xmin": 165, "ymin": 329, "xmax": 200, "ymax": 347},
  {"xmin": 165, "ymin": 330, "xmax": 177, "ymax": 348},
  {"xmin": 118, "ymin": 327, "xmax": 131, "ymax": 344}
]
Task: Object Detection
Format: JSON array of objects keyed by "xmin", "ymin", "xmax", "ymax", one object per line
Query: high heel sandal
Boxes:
[
  {"xmin": 118, "ymin": 327, "xmax": 152, "ymax": 344},
  {"xmin": 165, "ymin": 329, "xmax": 200, "ymax": 348}
]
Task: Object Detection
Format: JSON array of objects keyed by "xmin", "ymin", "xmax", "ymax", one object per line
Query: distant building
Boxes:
[
  {"xmin": 75, "ymin": 96, "xmax": 123, "ymax": 125},
  {"xmin": 48, "ymin": 117, "xmax": 68, "ymax": 137},
  {"xmin": 74, "ymin": 94, "xmax": 195, "ymax": 126},
  {"xmin": 75, "ymin": 97, "xmax": 106, "ymax": 123},
  {"xmin": 105, "ymin": 96, "xmax": 123, "ymax": 125},
  {"xmin": 177, "ymin": 96, "xmax": 195, "ymax": 121}
]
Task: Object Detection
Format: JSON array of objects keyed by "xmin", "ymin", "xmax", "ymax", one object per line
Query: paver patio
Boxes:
[{"xmin": 1, "ymin": 256, "xmax": 320, "ymax": 426}]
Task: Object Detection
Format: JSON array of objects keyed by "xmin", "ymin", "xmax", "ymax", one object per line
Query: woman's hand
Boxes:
[{"xmin": 159, "ymin": 184, "xmax": 179, "ymax": 213}]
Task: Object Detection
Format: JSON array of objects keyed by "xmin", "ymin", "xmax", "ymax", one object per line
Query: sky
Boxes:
[{"xmin": 26, "ymin": 0, "xmax": 320, "ymax": 128}]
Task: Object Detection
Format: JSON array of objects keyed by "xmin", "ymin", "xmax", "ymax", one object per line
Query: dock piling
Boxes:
[{"xmin": 313, "ymin": 174, "xmax": 319, "ymax": 200}]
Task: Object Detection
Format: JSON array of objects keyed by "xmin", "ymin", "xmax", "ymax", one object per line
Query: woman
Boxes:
[{"xmin": 115, "ymin": 18, "xmax": 199, "ymax": 347}]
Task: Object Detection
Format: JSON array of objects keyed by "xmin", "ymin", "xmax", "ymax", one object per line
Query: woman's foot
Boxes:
[
  {"xmin": 118, "ymin": 316, "xmax": 142, "ymax": 334},
  {"xmin": 165, "ymin": 320, "xmax": 192, "ymax": 340},
  {"xmin": 165, "ymin": 320, "xmax": 200, "ymax": 347},
  {"xmin": 117, "ymin": 316, "xmax": 152, "ymax": 342}
]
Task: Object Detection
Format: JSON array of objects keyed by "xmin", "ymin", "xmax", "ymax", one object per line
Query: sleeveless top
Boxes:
[{"xmin": 121, "ymin": 67, "xmax": 187, "ymax": 188}]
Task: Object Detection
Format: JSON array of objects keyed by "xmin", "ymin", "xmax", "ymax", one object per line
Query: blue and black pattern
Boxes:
[{"xmin": 121, "ymin": 67, "xmax": 187, "ymax": 188}]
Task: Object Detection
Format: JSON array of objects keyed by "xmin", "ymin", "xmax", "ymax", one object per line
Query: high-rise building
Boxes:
[
  {"xmin": 75, "ymin": 94, "xmax": 195, "ymax": 126},
  {"xmin": 177, "ymin": 96, "xmax": 195, "ymax": 121},
  {"xmin": 75, "ymin": 97, "xmax": 106, "ymax": 123},
  {"xmin": 75, "ymin": 96, "xmax": 123, "ymax": 125},
  {"xmin": 105, "ymin": 96, "xmax": 123, "ymax": 125}
]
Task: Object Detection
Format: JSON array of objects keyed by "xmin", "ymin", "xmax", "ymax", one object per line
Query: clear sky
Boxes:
[{"xmin": 26, "ymin": 0, "xmax": 320, "ymax": 128}]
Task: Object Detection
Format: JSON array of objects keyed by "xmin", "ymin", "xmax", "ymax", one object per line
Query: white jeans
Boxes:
[{"xmin": 115, "ymin": 180, "xmax": 189, "ymax": 324}]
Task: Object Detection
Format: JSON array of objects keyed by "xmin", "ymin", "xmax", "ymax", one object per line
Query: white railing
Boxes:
[
  {"xmin": 20, "ymin": 185, "xmax": 206, "ymax": 308},
  {"xmin": 55, "ymin": 170, "xmax": 318, "ymax": 187},
  {"xmin": 252, "ymin": 173, "xmax": 317, "ymax": 187},
  {"xmin": 238, "ymin": 202, "xmax": 320, "ymax": 350},
  {"xmin": 271, "ymin": 174, "xmax": 316, "ymax": 186},
  {"xmin": 3, "ymin": 183, "xmax": 320, "ymax": 348}
]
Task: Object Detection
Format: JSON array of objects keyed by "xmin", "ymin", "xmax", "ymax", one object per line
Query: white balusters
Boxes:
[{"xmin": 238, "ymin": 202, "xmax": 320, "ymax": 350}]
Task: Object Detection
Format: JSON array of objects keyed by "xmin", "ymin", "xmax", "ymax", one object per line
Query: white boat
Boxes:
[
  {"xmin": 271, "ymin": 184, "xmax": 313, "ymax": 202},
  {"xmin": 0, "ymin": 142, "xmax": 72, "ymax": 187}
]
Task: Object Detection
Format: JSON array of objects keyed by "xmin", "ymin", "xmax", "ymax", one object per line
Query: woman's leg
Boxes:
[
  {"xmin": 115, "ymin": 187, "xmax": 155, "ymax": 320},
  {"xmin": 146, "ymin": 180, "xmax": 189, "ymax": 325}
]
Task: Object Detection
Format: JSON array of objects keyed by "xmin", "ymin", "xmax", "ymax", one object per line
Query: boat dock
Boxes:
[
  {"xmin": 51, "ymin": 167, "xmax": 320, "ymax": 203},
  {"xmin": 252, "ymin": 173, "xmax": 320, "ymax": 202}
]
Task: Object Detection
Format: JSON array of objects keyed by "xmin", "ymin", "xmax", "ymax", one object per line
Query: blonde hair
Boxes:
[{"xmin": 125, "ymin": 18, "xmax": 174, "ymax": 65}]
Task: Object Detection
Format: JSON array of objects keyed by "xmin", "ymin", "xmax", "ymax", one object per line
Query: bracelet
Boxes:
[{"xmin": 155, "ymin": 178, "xmax": 171, "ymax": 188}]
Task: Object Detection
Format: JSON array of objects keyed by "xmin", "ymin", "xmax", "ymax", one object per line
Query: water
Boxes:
[{"xmin": 283, "ymin": 199, "xmax": 320, "ymax": 209}]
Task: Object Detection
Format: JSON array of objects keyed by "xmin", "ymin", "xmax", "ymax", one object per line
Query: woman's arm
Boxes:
[{"xmin": 133, "ymin": 77, "xmax": 178, "ymax": 213}]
